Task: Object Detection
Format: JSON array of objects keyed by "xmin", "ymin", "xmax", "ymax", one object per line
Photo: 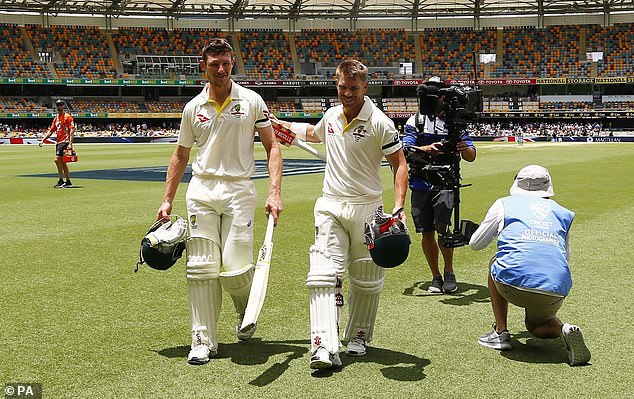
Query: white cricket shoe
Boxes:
[
  {"xmin": 345, "ymin": 337, "xmax": 367, "ymax": 356},
  {"xmin": 236, "ymin": 314, "xmax": 257, "ymax": 341},
  {"xmin": 562, "ymin": 323, "xmax": 591, "ymax": 366},
  {"xmin": 310, "ymin": 346, "xmax": 342, "ymax": 370},
  {"xmin": 187, "ymin": 344, "xmax": 216, "ymax": 365}
]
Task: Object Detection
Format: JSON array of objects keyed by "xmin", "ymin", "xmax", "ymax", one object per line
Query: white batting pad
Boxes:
[
  {"xmin": 344, "ymin": 259, "xmax": 385, "ymax": 343},
  {"xmin": 219, "ymin": 264, "xmax": 255, "ymax": 315},
  {"xmin": 186, "ymin": 237, "xmax": 222, "ymax": 350},
  {"xmin": 186, "ymin": 237, "xmax": 220, "ymax": 280},
  {"xmin": 306, "ymin": 246, "xmax": 341, "ymax": 354},
  {"xmin": 188, "ymin": 278, "xmax": 221, "ymax": 351}
]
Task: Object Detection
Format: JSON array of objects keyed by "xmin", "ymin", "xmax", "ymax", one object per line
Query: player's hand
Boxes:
[
  {"xmin": 265, "ymin": 195, "xmax": 283, "ymax": 226},
  {"xmin": 157, "ymin": 202, "xmax": 172, "ymax": 221},
  {"xmin": 393, "ymin": 207, "xmax": 406, "ymax": 223}
]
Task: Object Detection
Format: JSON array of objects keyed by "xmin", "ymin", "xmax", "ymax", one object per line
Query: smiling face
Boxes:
[
  {"xmin": 336, "ymin": 75, "xmax": 368, "ymax": 110},
  {"xmin": 200, "ymin": 51, "xmax": 234, "ymax": 88},
  {"xmin": 199, "ymin": 38, "xmax": 235, "ymax": 89},
  {"xmin": 335, "ymin": 60, "xmax": 369, "ymax": 113}
]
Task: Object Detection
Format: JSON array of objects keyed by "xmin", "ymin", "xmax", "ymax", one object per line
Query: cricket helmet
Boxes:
[
  {"xmin": 135, "ymin": 216, "xmax": 187, "ymax": 272},
  {"xmin": 364, "ymin": 206, "xmax": 411, "ymax": 268}
]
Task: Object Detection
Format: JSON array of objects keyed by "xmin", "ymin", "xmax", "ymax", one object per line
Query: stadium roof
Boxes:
[{"xmin": 0, "ymin": 0, "xmax": 633, "ymax": 20}]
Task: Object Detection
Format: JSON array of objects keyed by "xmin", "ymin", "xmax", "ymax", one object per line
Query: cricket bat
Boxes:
[
  {"xmin": 240, "ymin": 213, "xmax": 276, "ymax": 332},
  {"xmin": 271, "ymin": 120, "xmax": 326, "ymax": 161}
]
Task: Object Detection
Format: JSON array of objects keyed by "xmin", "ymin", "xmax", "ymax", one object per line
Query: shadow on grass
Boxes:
[
  {"xmin": 498, "ymin": 331, "xmax": 582, "ymax": 365},
  {"xmin": 403, "ymin": 281, "xmax": 490, "ymax": 306},
  {"xmin": 155, "ymin": 339, "xmax": 308, "ymax": 386},
  {"xmin": 156, "ymin": 339, "xmax": 429, "ymax": 384},
  {"xmin": 330, "ymin": 346, "xmax": 430, "ymax": 381}
]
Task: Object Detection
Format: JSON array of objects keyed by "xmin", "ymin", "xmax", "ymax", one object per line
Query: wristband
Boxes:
[{"xmin": 290, "ymin": 122, "xmax": 309, "ymax": 141}]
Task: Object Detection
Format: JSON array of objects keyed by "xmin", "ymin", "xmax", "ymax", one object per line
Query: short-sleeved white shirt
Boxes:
[
  {"xmin": 313, "ymin": 96, "xmax": 401, "ymax": 203},
  {"xmin": 178, "ymin": 81, "xmax": 271, "ymax": 178}
]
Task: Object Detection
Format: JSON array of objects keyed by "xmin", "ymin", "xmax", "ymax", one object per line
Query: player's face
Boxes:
[
  {"xmin": 200, "ymin": 51, "xmax": 234, "ymax": 87},
  {"xmin": 336, "ymin": 75, "xmax": 368, "ymax": 110}
]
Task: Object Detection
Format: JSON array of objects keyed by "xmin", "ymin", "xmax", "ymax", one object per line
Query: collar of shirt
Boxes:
[
  {"xmin": 342, "ymin": 96, "xmax": 373, "ymax": 132},
  {"xmin": 195, "ymin": 81, "xmax": 241, "ymax": 113}
]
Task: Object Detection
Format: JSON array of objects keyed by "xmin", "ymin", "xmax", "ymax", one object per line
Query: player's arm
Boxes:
[
  {"xmin": 257, "ymin": 124, "xmax": 283, "ymax": 223},
  {"xmin": 385, "ymin": 148, "xmax": 409, "ymax": 221},
  {"xmin": 269, "ymin": 115, "xmax": 320, "ymax": 143},
  {"xmin": 157, "ymin": 145, "xmax": 190, "ymax": 220}
]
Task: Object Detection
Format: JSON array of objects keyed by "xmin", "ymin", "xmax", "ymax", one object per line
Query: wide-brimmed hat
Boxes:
[{"xmin": 509, "ymin": 165, "xmax": 555, "ymax": 197}]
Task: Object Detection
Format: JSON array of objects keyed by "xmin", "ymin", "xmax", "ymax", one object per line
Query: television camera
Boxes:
[{"xmin": 405, "ymin": 78, "xmax": 483, "ymax": 247}]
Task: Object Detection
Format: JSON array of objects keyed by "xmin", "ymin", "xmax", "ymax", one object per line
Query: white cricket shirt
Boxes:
[
  {"xmin": 178, "ymin": 81, "xmax": 271, "ymax": 178},
  {"xmin": 314, "ymin": 96, "xmax": 401, "ymax": 202}
]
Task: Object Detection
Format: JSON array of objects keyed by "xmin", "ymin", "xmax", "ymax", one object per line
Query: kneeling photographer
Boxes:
[{"xmin": 402, "ymin": 76, "xmax": 477, "ymax": 294}]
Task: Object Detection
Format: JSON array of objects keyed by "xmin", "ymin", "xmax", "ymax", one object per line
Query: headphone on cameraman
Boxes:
[{"xmin": 416, "ymin": 76, "xmax": 447, "ymax": 118}]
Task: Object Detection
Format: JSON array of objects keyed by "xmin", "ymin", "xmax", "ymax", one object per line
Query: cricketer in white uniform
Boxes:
[
  {"xmin": 157, "ymin": 38, "xmax": 283, "ymax": 366},
  {"xmin": 274, "ymin": 60, "xmax": 408, "ymax": 369}
]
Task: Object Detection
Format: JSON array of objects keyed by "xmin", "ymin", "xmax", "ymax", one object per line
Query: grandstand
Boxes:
[{"xmin": 0, "ymin": 1, "xmax": 633, "ymax": 138}]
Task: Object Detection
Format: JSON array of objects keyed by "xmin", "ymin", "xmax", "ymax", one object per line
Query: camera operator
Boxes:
[{"xmin": 402, "ymin": 76, "xmax": 476, "ymax": 294}]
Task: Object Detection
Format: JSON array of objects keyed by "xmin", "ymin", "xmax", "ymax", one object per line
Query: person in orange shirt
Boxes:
[{"xmin": 39, "ymin": 100, "xmax": 75, "ymax": 188}]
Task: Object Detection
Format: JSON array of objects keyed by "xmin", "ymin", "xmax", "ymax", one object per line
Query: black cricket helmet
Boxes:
[
  {"xmin": 364, "ymin": 206, "xmax": 411, "ymax": 268},
  {"xmin": 135, "ymin": 216, "xmax": 187, "ymax": 272}
]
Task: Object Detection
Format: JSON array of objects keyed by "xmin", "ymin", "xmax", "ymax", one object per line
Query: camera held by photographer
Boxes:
[{"xmin": 402, "ymin": 76, "xmax": 478, "ymax": 294}]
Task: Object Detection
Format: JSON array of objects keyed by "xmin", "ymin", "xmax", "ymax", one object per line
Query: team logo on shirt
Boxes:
[
  {"xmin": 529, "ymin": 201, "xmax": 551, "ymax": 220},
  {"xmin": 196, "ymin": 113, "xmax": 210, "ymax": 124},
  {"xmin": 351, "ymin": 125, "xmax": 367, "ymax": 142},
  {"xmin": 189, "ymin": 214, "xmax": 198, "ymax": 229},
  {"xmin": 327, "ymin": 123, "xmax": 335, "ymax": 136},
  {"xmin": 230, "ymin": 103, "xmax": 247, "ymax": 119}
]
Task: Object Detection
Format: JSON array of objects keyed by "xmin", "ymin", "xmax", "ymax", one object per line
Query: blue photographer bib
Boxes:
[{"xmin": 492, "ymin": 195, "xmax": 574, "ymax": 296}]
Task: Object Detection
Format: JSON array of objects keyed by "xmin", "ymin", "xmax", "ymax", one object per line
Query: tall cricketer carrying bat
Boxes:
[{"xmin": 240, "ymin": 213, "xmax": 276, "ymax": 332}]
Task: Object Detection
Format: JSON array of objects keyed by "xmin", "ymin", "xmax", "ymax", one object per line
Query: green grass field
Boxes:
[{"xmin": 2, "ymin": 142, "xmax": 633, "ymax": 398}]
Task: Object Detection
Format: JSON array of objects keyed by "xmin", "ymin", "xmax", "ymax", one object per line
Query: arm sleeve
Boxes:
[
  {"xmin": 177, "ymin": 105, "xmax": 194, "ymax": 149},
  {"xmin": 469, "ymin": 199, "xmax": 504, "ymax": 251},
  {"xmin": 313, "ymin": 112, "xmax": 327, "ymax": 143},
  {"xmin": 379, "ymin": 115, "xmax": 402, "ymax": 156},
  {"xmin": 254, "ymin": 96, "xmax": 272, "ymax": 129},
  {"xmin": 49, "ymin": 117, "xmax": 57, "ymax": 133},
  {"xmin": 460, "ymin": 130, "xmax": 476, "ymax": 149},
  {"xmin": 402, "ymin": 115, "xmax": 418, "ymax": 148}
]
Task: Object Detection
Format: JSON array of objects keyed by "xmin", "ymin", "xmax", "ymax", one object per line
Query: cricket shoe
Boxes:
[
  {"xmin": 187, "ymin": 344, "xmax": 217, "ymax": 365},
  {"xmin": 236, "ymin": 313, "xmax": 256, "ymax": 341},
  {"xmin": 345, "ymin": 337, "xmax": 367, "ymax": 356},
  {"xmin": 562, "ymin": 323, "xmax": 591, "ymax": 366},
  {"xmin": 54, "ymin": 179, "xmax": 65, "ymax": 189},
  {"xmin": 478, "ymin": 324, "xmax": 512, "ymax": 350},
  {"xmin": 310, "ymin": 346, "xmax": 342, "ymax": 370}
]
